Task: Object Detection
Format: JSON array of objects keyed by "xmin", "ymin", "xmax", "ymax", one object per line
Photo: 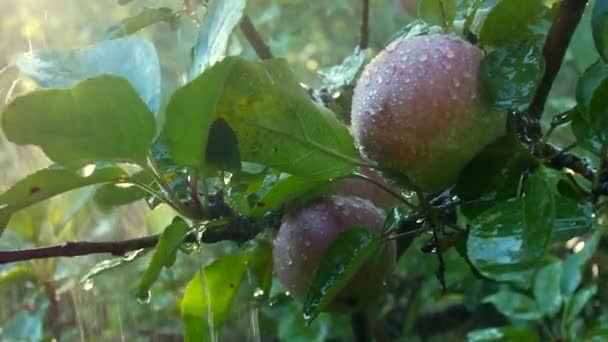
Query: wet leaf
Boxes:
[
  {"xmin": 533, "ymin": 262, "xmax": 563, "ymax": 316},
  {"xmin": 302, "ymin": 227, "xmax": 381, "ymax": 324},
  {"xmin": 474, "ymin": 0, "xmax": 547, "ymax": 46},
  {"xmin": 245, "ymin": 239, "xmax": 274, "ymax": 297},
  {"xmin": 2, "ymin": 76, "xmax": 156, "ymax": 168},
  {"xmin": 575, "ymin": 61, "xmax": 608, "ymax": 139},
  {"xmin": 16, "ymin": 37, "xmax": 161, "ymax": 112},
  {"xmin": 104, "ymin": 8, "xmax": 175, "ymax": 39},
  {"xmin": 163, "ymin": 57, "xmax": 361, "ymax": 179},
  {"xmin": 318, "ymin": 48, "xmax": 367, "ymax": 94},
  {"xmin": 417, "ymin": 0, "xmax": 457, "ymax": 28},
  {"xmin": 181, "ymin": 254, "xmax": 248, "ymax": 341},
  {"xmin": 0, "ymin": 166, "xmax": 127, "ymax": 235},
  {"xmin": 563, "ymin": 284, "xmax": 598, "ymax": 327},
  {"xmin": 249, "ymin": 175, "xmax": 328, "ymax": 218},
  {"xmin": 189, "ymin": 0, "xmax": 246, "ymax": 78},
  {"xmin": 137, "ymin": 218, "xmax": 189, "ymax": 299},
  {"xmin": 592, "ymin": 0, "xmax": 608, "ymax": 63},
  {"xmin": 523, "ymin": 168, "xmax": 555, "ymax": 251},
  {"xmin": 483, "ymin": 289, "xmax": 543, "ymax": 321},
  {"xmin": 479, "ymin": 42, "xmax": 545, "ymax": 111},
  {"xmin": 93, "ymin": 170, "xmax": 152, "ymax": 210}
]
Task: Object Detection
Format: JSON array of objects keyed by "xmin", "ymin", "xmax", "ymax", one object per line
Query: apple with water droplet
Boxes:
[
  {"xmin": 351, "ymin": 34, "xmax": 505, "ymax": 192},
  {"xmin": 330, "ymin": 167, "xmax": 401, "ymax": 210},
  {"xmin": 273, "ymin": 195, "xmax": 396, "ymax": 312}
]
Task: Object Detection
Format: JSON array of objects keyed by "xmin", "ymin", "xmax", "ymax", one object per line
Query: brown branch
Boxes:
[
  {"xmin": 527, "ymin": 0, "xmax": 588, "ymax": 123},
  {"xmin": 239, "ymin": 15, "xmax": 273, "ymax": 60},
  {"xmin": 359, "ymin": 0, "xmax": 370, "ymax": 49},
  {"xmin": 0, "ymin": 216, "xmax": 262, "ymax": 265}
]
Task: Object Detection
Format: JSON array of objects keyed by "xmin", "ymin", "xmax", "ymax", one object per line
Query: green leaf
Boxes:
[
  {"xmin": 563, "ymin": 284, "xmax": 598, "ymax": 327},
  {"xmin": 592, "ymin": 0, "xmax": 608, "ymax": 63},
  {"xmin": 16, "ymin": 37, "xmax": 161, "ymax": 112},
  {"xmin": 137, "ymin": 218, "xmax": 189, "ymax": 300},
  {"xmin": 93, "ymin": 170, "xmax": 152, "ymax": 210},
  {"xmin": 189, "ymin": 0, "xmax": 246, "ymax": 78},
  {"xmin": 561, "ymin": 225, "xmax": 605, "ymax": 295},
  {"xmin": 523, "ymin": 168, "xmax": 555, "ymax": 251},
  {"xmin": 0, "ymin": 166, "xmax": 127, "ymax": 234},
  {"xmin": 571, "ymin": 110, "xmax": 603, "ymax": 155},
  {"xmin": 575, "ymin": 61, "xmax": 608, "ymax": 139},
  {"xmin": 553, "ymin": 197, "xmax": 593, "ymax": 241},
  {"xmin": 382, "ymin": 207, "xmax": 407, "ymax": 233},
  {"xmin": 163, "ymin": 57, "xmax": 361, "ymax": 179},
  {"xmin": 104, "ymin": 8, "xmax": 175, "ymax": 39},
  {"xmin": 2, "ymin": 75, "xmax": 156, "ymax": 167},
  {"xmin": 245, "ymin": 238, "xmax": 274, "ymax": 297},
  {"xmin": 483, "ymin": 289, "xmax": 543, "ymax": 321},
  {"xmin": 417, "ymin": 0, "xmax": 457, "ymax": 28},
  {"xmin": 302, "ymin": 227, "xmax": 381, "ymax": 324},
  {"xmin": 205, "ymin": 118, "xmax": 242, "ymax": 171},
  {"xmin": 249, "ymin": 175, "xmax": 328, "ymax": 218},
  {"xmin": 181, "ymin": 254, "xmax": 248, "ymax": 341},
  {"xmin": 467, "ymin": 197, "xmax": 552, "ymax": 284},
  {"xmin": 479, "ymin": 42, "xmax": 545, "ymax": 111},
  {"xmin": 475, "ymin": 0, "xmax": 547, "ymax": 46},
  {"xmin": 467, "ymin": 327, "xmax": 539, "ymax": 342},
  {"xmin": 533, "ymin": 262, "xmax": 563, "ymax": 316}
]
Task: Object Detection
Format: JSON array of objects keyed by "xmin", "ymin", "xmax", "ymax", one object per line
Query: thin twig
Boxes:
[
  {"xmin": 0, "ymin": 216, "xmax": 260, "ymax": 265},
  {"xmin": 359, "ymin": 0, "xmax": 370, "ymax": 49},
  {"xmin": 239, "ymin": 15, "xmax": 273, "ymax": 60}
]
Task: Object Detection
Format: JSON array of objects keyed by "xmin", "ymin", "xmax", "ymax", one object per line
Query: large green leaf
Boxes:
[
  {"xmin": 163, "ymin": 57, "xmax": 361, "ymax": 179},
  {"xmin": 16, "ymin": 37, "xmax": 161, "ymax": 112},
  {"xmin": 479, "ymin": 42, "xmax": 545, "ymax": 111},
  {"xmin": 466, "ymin": 169, "xmax": 554, "ymax": 284},
  {"xmin": 189, "ymin": 0, "xmax": 246, "ymax": 78},
  {"xmin": 483, "ymin": 289, "xmax": 543, "ymax": 321},
  {"xmin": 417, "ymin": 0, "xmax": 457, "ymax": 28},
  {"xmin": 575, "ymin": 61, "xmax": 608, "ymax": 139},
  {"xmin": 533, "ymin": 261, "xmax": 563, "ymax": 316},
  {"xmin": 181, "ymin": 254, "xmax": 249, "ymax": 341},
  {"xmin": 302, "ymin": 227, "xmax": 381, "ymax": 324},
  {"xmin": 474, "ymin": 0, "xmax": 547, "ymax": 46},
  {"xmin": 137, "ymin": 218, "xmax": 189, "ymax": 300},
  {"xmin": 2, "ymin": 75, "xmax": 156, "ymax": 167},
  {"xmin": 0, "ymin": 166, "xmax": 127, "ymax": 234},
  {"xmin": 592, "ymin": 0, "xmax": 608, "ymax": 63}
]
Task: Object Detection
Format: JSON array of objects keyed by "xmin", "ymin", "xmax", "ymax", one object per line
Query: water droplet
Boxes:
[
  {"xmin": 304, "ymin": 240, "xmax": 311, "ymax": 247},
  {"xmin": 136, "ymin": 290, "xmax": 152, "ymax": 304},
  {"xmin": 386, "ymin": 43, "xmax": 397, "ymax": 52},
  {"xmin": 287, "ymin": 259, "xmax": 293, "ymax": 266},
  {"xmin": 418, "ymin": 54, "xmax": 428, "ymax": 62},
  {"xmin": 82, "ymin": 280, "xmax": 94, "ymax": 291},
  {"xmin": 253, "ymin": 288, "xmax": 265, "ymax": 298},
  {"xmin": 446, "ymin": 49, "xmax": 455, "ymax": 59}
]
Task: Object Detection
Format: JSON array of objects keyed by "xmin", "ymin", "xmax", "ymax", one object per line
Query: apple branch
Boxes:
[
  {"xmin": 240, "ymin": 15, "xmax": 273, "ymax": 60},
  {"xmin": 0, "ymin": 215, "xmax": 271, "ymax": 265}
]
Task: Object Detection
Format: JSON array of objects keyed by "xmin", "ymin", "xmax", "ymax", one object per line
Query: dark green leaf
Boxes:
[
  {"xmin": 563, "ymin": 284, "xmax": 597, "ymax": 327},
  {"xmin": 382, "ymin": 206, "xmax": 408, "ymax": 233},
  {"xmin": 189, "ymin": 0, "xmax": 246, "ymax": 77},
  {"xmin": 474, "ymin": 0, "xmax": 547, "ymax": 46},
  {"xmin": 561, "ymin": 225, "xmax": 605, "ymax": 295},
  {"xmin": 533, "ymin": 262, "xmax": 563, "ymax": 316},
  {"xmin": 163, "ymin": 57, "xmax": 361, "ymax": 179},
  {"xmin": 249, "ymin": 175, "xmax": 328, "ymax": 218},
  {"xmin": 104, "ymin": 8, "xmax": 175, "ymax": 39},
  {"xmin": 592, "ymin": 0, "xmax": 608, "ymax": 63},
  {"xmin": 483, "ymin": 289, "xmax": 543, "ymax": 321},
  {"xmin": 479, "ymin": 42, "xmax": 545, "ymax": 111},
  {"xmin": 302, "ymin": 227, "xmax": 381, "ymax": 324},
  {"xmin": 2, "ymin": 75, "xmax": 156, "ymax": 167},
  {"xmin": 523, "ymin": 168, "xmax": 555, "ymax": 251},
  {"xmin": 575, "ymin": 61, "xmax": 608, "ymax": 139},
  {"xmin": 181, "ymin": 254, "xmax": 249, "ymax": 341},
  {"xmin": 571, "ymin": 111, "xmax": 603, "ymax": 155},
  {"xmin": 205, "ymin": 118, "xmax": 241, "ymax": 171},
  {"xmin": 467, "ymin": 326, "xmax": 539, "ymax": 342},
  {"xmin": 0, "ymin": 166, "xmax": 127, "ymax": 234},
  {"xmin": 417, "ymin": 0, "xmax": 457, "ymax": 28},
  {"xmin": 553, "ymin": 197, "xmax": 593, "ymax": 241},
  {"xmin": 16, "ymin": 37, "xmax": 161, "ymax": 111},
  {"xmin": 246, "ymin": 238, "xmax": 274, "ymax": 298},
  {"xmin": 137, "ymin": 218, "xmax": 189, "ymax": 300}
]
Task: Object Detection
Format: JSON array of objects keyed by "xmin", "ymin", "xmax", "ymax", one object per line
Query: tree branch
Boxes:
[
  {"xmin": 359, "ymin": 0, "xmax": 370, "ymax": 49},
  {"xmin": 0, "ymin": 216, "xmax": 265, "ymax": 265},
  {"xmin": 524, "ymin": 0, "xmax": 588, "ymax": 140},
  {"xmin": 239, "ymin": 15, "xmax": 273, "ymax": 60}
]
